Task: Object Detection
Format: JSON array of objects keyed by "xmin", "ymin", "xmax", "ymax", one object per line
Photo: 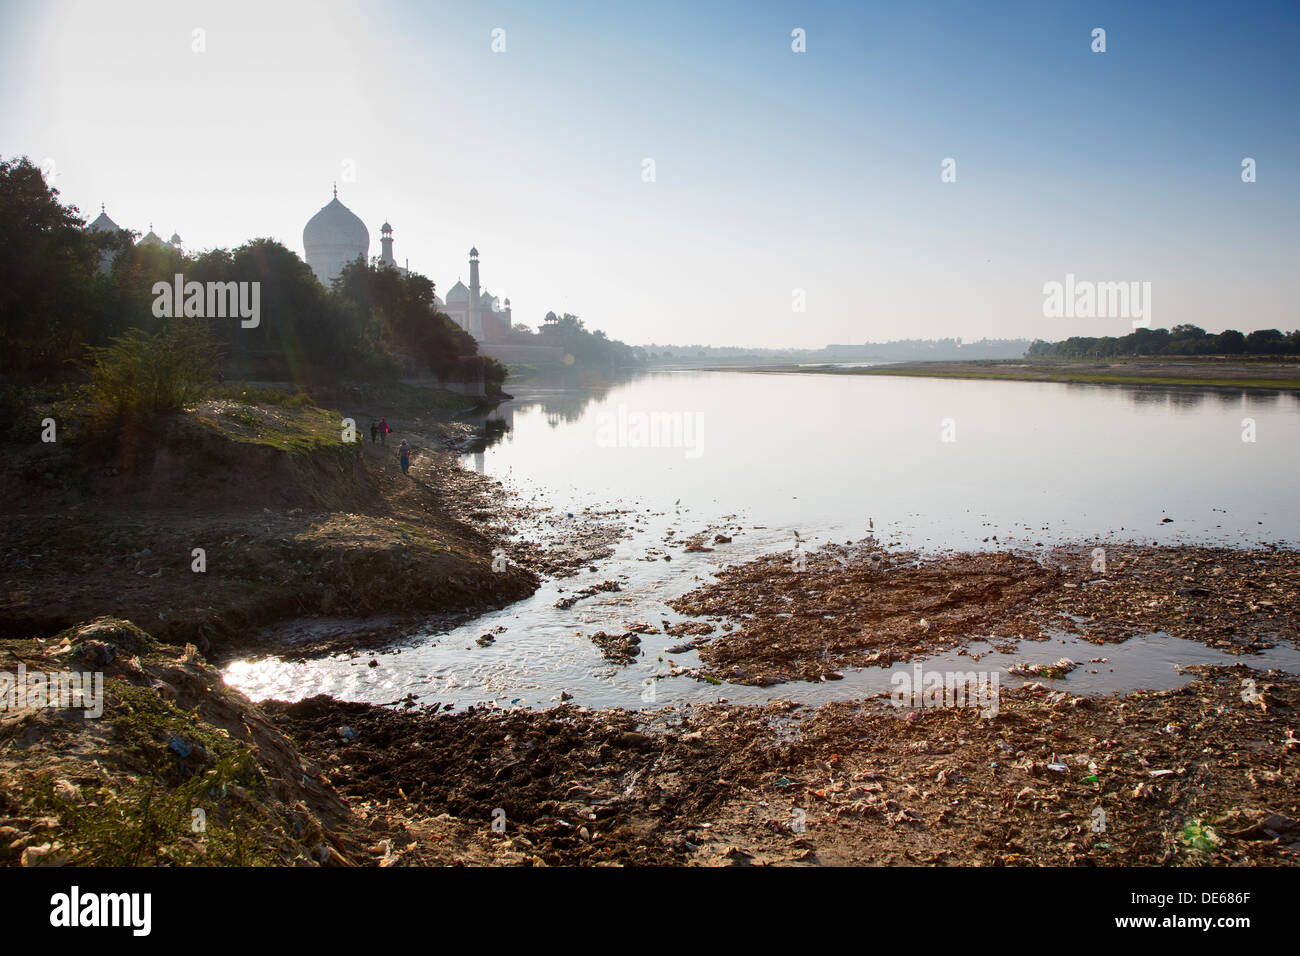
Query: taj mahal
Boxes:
[
  {"xmin": 302, "ymin": 187, "xmax": 526, "ymax": 351},
  {"xmin": 81, "ymin": 186, "xmax": 562, "ymax": 363}
]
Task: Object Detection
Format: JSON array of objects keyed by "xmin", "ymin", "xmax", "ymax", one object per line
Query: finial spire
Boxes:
[
  {"xmin": 333, "ymin": 182, "xmax": 337, "ymax": 199},
  {"xmin": 101, "ymin": 203, "xmax": 105, "ymax": 213}
]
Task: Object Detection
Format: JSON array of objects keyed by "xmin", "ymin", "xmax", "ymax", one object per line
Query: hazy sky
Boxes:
[{"xmin": 2, "ymin": 0, "xmax": 1297, "ymax": 348}]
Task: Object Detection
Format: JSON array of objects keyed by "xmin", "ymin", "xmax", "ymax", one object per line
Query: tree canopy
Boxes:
[
  {"xmin": 0, "ymin": 154, "xmax": 503, "ymax": 390},
  {"xmin": 1027, "ymin": 325, "xmax": 1300, "ymax": 359}
]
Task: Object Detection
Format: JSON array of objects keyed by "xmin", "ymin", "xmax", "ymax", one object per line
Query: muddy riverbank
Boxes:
[
  {"xmin": 264, "ymin": 663, "xmax": 1300, "ymax": 865},
  {"xmin": 668, "ymin": 542, "xmax": 1300, "ymax": 686}
]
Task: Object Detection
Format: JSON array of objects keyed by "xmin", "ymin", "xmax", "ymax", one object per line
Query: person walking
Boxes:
[
  {"xmin": 379, "ymin": 418, "xmax": 390, "ymax": 445},
  {"xmin": 369, "ymin": 421, "xmax": 378, "ymax": 443},
  {"xmin": 398, "ymin": 439, "xmax": 411, "ymax": 475}
]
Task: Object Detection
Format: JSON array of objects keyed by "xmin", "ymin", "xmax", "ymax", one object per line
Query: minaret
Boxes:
[
  {"xmin": 468, "ymin": 247, "xmax": 480, "ymax": 306},
  {"xmin": 468, "ymin": 247, "xmax": 481, "ymax": 337},
  {"xmin": 380, "ymin": 221, "xmax": 395, "ymax": 267}
]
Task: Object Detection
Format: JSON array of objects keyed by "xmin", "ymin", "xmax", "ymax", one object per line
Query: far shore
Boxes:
[{"xmin": 716, "ymin": 357, "xmax": 1300, "ymax": 391}]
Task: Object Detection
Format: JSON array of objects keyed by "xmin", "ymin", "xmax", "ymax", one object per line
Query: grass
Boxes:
[
  {"xmin": 32, "ymin": 750, "xmax": 280, "ymax": 866},
  {"xmin": 198, "ymin": 400, "xmax": 355, "ymax": 454},
  {"xmin": 19, "ymin": 635, "xmax": 310, "ymax": 865},
  {"xmin": 771, "ymin": 365, "xmax": 1300, "ymax": 391},
  {"xmin": 208, "ymin": 384, "xmax": 318, "ymax": 408}
]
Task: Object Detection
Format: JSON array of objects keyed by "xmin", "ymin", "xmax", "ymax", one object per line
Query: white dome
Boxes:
[
  {"xmin": 445, "ymin": 280, "xmax": 469, "ymax": 304},
  {"xmin": 86, "ymin": 208, "xmax": 121, "ymax": 233},
  {"xmin": 303, "ymin": 195, "xmax": 369, "ymax": 285}
]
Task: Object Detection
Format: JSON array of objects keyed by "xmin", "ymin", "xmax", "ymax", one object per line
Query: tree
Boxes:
[
  {"xmin": 332, "ymin": 258, "xmax": 480, "ymax": 380},
  {"xmin": 1215, "ymin": 329, "xmax": 1246, "ymax": 354},
  {"xmin": 0, "ymin": 156, "xmax": 104, "ymax": 382},
  {"xmin": 1244, "ymin": 329, "xmax": 1284, "ymax": 355}
]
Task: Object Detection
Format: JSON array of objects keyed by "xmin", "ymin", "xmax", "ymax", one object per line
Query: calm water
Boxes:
[{"xmin": 224, "ymin": 371, "xmax": 1300, "ymax": 710}]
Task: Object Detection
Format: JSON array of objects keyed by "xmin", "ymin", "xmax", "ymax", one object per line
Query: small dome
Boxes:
[
  {"xmin": 86, "ymin": 207, "xmax": 122, "ymax": 233},
  {"xmin": 169, "ymin": 233, "xmax": 182, "ymax": 244},
  {"xmin": 138, "ymin": 230, "xmax": 165, "ymax": 248},
  {"xmin": 445, "ymin": 280, "xmax": 470, "ymax": 303},
  {"xmin": 469, "ymin": 246, "xmax": 479, "ymax": 257},
  {"xmin": 381, "ymin": 221, "xmax": 392, "ymax": 233}
]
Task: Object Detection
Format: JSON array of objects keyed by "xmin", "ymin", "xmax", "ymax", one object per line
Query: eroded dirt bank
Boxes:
[
  {"xmin": 0, "ymin": 620, "xmax": 382, "ymax": 865},
  {"xmin": 0, "ymin": 389, "xmax": 623, "ymax": 660},
  {"xmin": 666, "ymin": 543, "xmax": 1300, "ymax": 686}
]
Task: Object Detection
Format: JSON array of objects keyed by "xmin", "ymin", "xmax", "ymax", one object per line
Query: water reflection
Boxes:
[
  {"xmin": 1166, "ymin": 389, "xmax": 1207, "ymax": 410},
  {"xmin": 1244, "ymin": 390, "xmax": 1282, "ymax": 407},
  {"xmin": 457, "ymin": 381, "xmax": 627, "ymax": 459}
]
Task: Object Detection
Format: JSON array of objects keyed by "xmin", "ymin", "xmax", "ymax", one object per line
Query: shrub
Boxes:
[{"xmin": 83, "ymin": 319, "xmax": 218, "ymax": 427}]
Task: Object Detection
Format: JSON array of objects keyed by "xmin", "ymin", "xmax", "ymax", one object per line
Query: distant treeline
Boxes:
[
  {"xmin": 535, "ymin": 311, "xmax": 646, "ymax": 371},
  {"xmin": 645, "ymin": 337, "xmax": 1031, "ymax": 365},
  {"xmin": 1027, "ymin": 325, "xmax": 1300, "ymax": 360},
  {"xmin": 824, "ymin": 338, "xmax": 1030, "ymax": 361},
  {"xmin": 0, "ymin": 155, "xmax": 504, "ymax": 392}
]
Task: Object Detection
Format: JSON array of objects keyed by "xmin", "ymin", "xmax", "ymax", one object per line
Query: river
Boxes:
[{"xmin": 224, "ymin": 371, "xmax": 1300, "ymax": 710}]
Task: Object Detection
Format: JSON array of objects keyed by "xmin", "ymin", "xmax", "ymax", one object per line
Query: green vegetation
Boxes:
[
  {"xmin": 207, "ymin": 384, "xmax": 318, "ymax": 408},
  {"xmin": 0, "ymin": 154, "xmax": 507, "ymax": 435},
  {"xmin": 29, "ymin": 680, "xmax": 293, "ymax": 866},
  {"xmin": 1028, "ymin": 324, "xmax": 1300, "ymax": 359},
  {"xmin": 334, "ymin": 257, "xmax": 508, "ymax": 393},
  {"xmin": 1178, "ymin": 819, "xmax": 1222, "ymax": 858},
  {"xmin": 11, "ymin": 621, "xmax": 322, "ymax": 865},
  {"xmin": 82, "ymin": 319, "xmax": 218, "ymax": 427},
  {"xmin": 832, "ymin": 366, "xmax": 1300, "ymax": 390},
  {"xmin": 537, "ymin": 311, "xmax": 645, "ymax": 373},
  {"xmin": 33, "ymin": 753, "xmax": 274, "ymax": 866},
  {"xmin": 199, "ymin": 400, "xmax": 352, "ymax": 455}
]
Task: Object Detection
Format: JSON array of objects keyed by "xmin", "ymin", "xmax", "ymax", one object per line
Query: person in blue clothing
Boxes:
[{"xmin": 398, "ymin": 439, "xmax": 411, "ymax": 474}]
